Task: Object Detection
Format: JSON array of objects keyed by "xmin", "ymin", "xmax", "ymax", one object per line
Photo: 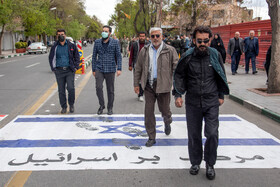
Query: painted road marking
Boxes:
[
  {"xmin": 25, "ymin": 63, "xmax": 40, "ymax": 68},
  {"xmin": 4, "ymin": 55, "xmax": 93, "ymax": 186},
  {"xmin": 0, "ymin": 60, "xmax": 16, "ymax": 65},
  {"xmin": 0, "ymin": 115, "xmax": 8, "ymax": 121},
  {"xmin": 0, "ymin": 114, "xmax": 279, "ymax": 171},
  {"xmin": 0, "ymin": 74, "xmax": 4, "ymax": 78},
  {"xmin": 13, "ymin": 116, "xmax": 241, "ymax": 122}
]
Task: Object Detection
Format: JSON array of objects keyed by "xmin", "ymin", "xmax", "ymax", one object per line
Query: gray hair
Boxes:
[
  {"xmin": 149, "ymin": 27, "xmax": 163, "ymax": 35},
  {"xmin": 249, "ymin": 30, "xmax": 255, "ymax": 34}
]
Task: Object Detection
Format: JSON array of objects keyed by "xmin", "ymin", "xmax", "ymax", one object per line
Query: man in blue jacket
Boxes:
[
  {"xmin": 92, "ymin": 25, "xmax": 122, "ymax": 115},
  {"xmin": 49, "ymin": 29, "xmax": 80, "ymax": 114},
  {"xmin": 244, "ymin": 30, "xmax": 259, "ymax": 74}
]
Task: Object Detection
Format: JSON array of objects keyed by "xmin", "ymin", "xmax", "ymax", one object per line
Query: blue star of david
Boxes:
[{"xmin": 99, "ymin": 122, "xmax": 164, "ymax": 137}]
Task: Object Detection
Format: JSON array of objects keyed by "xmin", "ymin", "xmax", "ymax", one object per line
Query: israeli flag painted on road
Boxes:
[{"xmin": 0, "ymin": 114, "xmax": 279, "ymax": 171}]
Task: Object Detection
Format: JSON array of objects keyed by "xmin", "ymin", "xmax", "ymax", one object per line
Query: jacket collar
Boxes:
[{"xmin": 144, "ymin": 41, "xmax": 168, "ymax": 51}]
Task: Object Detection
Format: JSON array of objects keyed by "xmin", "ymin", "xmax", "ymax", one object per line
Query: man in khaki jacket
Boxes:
[{"xmin": 134, "ymin": 27, "xmax": 179, "ymax": 147}]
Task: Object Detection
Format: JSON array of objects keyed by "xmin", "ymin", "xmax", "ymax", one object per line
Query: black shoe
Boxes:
[
  {"xmin": 232, "ymin": 72, "xmax": 235, "ymax": 75},
  {"xmin": 246, "ymin": 71, "xmax": 248, "ymax": 74},
  {"xmin": 97, "ymin": 106, "xmax": 105, "ymax": 115},
  {"xmin": 107, "ymin": 108, "xmax": 113, "ymax": 115},
  {"xmin": 206, "ymin": 164, "xmax": 215, "ymax": 180},
  {"xmin": 145, "ymin": 139, "xmax": 156, "ymax": 147},
  {"xmin": 164, "ymin": 121, "xmax": 171, "ymax": 135},
  {"xmin": 70, "ymin": 105, "xmax": 74, "ymax": 113},
  {"xmin": 189, "ymin": 165, "xmax": 200, "ymax": 175},
  {"xmin": 253, "ymin": 71, "xmax": 258, "ymax": 74},
  {"xmin": 61, "ymin": 108, "xmax": 67, "ymax": 114}
]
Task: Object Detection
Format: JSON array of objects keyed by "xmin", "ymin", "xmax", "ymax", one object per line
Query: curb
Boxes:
[
  {"xmin": 229, "ymin": 94, "xmax": 280, "ymax": 123},
  {"xmin": 84, "ymin": 54, "xmax": 92, "ymax": 68},
  {"xmin": 0, "ymin": 53, "xmax": 27, "ymax": 59}
]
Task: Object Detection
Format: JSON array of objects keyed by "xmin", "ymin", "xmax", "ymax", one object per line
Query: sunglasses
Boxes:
[
  {"xmin": 196, "ymin": 38, "xmax": 210, "ymax": 44},
  {"xmin": 151, "ymin": 34, "xmax": 160, "ymax": 38}
]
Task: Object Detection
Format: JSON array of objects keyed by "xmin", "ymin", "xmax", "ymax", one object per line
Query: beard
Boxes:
[
  {"xmin": 195, "ymin": 45, "xmax": 208, "ymax": 56},
  {"xmin": 152, "ymin": 40, "xmax": 161, "ymax": 48}
]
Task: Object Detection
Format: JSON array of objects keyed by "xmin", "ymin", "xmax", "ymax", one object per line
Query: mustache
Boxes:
[{"xmin": 199, "ymin": 45, "xmax": 206, "ymax": 48}]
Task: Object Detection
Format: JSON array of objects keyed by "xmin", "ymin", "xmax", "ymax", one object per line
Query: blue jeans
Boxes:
[
  {"xmin": 245, "ymin": 52, "xmax": 257, "ymax": 72},
  {"xmin": 54, "ymin": 68, "xmax": 75, "ymax": 109},
  {"xmin": 231, "ymin": 51, "xmax": 241, "ymax": 73}
]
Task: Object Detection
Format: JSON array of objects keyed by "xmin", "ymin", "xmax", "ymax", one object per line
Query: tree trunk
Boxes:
[
  {"xmin": 133, "ymin": 0, "xmax": 143, "ymax": 34},
  {"xmin": 179, "ymin": 14, "xmax": 182, "ymax": 35},
  {"xmin": 0, "ymin": 24, "xmax": 5, "ymax": 55},
  {"xmin": 154, "ymin": 0, "xmax": 161, "ymax": 27},
  {"xmin": 11, "ymin": 31, "xmax": 14, "ymax": 53},
  {"xmin": 191, "ymin": 0, "xmax": 198, "ymax": 30},
  {"xmin": 43, "ymin": 33, "xmax": 47, "ymax": 46},
  {"xmin": 267, "ymin": 0, "xmax": 280, "ymax": 93}
]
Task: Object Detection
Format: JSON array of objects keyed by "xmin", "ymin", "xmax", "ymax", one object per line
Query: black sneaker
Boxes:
[
  {"xmin": 189, "ymin": 165, "xmax": 200, "ymax": 175},
  {"xmin": 253, "ymin": 71, "xmax": 258, "ymax": 74},
  {"xmin": 97, "ymin": 106, "xmax": 105, "ymax": 115},
  {"xmin": 61, "ymin": 108, "xmax": 67, "ymax": 114},
  {"xmin": 145, "ymin": 139, "xmax": 156, "ymax": 147},
  {"xmin": 70, "ymin": 105, "xmax": 74, "ymax": 113},
  {"xmin": 206, "ymin": 163, "xmax": 215, "ymax": 180}
]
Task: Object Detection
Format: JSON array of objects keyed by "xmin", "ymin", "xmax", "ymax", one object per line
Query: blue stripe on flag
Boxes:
[
  {"xmin": 14, "ymin": 116, "xmax": 241, "ymax": 122},
  {"xmin": 0, "ymin": 138, "xmax": 278, "ymax": 148}
]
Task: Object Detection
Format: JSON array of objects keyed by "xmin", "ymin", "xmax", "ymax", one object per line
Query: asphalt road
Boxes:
[{"xmin": 0, "ymin": 44, "xmax": 280, "ymax": 187}]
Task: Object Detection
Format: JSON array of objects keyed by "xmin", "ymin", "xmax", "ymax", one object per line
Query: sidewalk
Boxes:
[
  {"xmin": 225, "ymin": 63, "xmax": 280, "ymax": 123},
  {"xmin": 0, "ymin": 50, "xmax": 26, "ymax": 59}
]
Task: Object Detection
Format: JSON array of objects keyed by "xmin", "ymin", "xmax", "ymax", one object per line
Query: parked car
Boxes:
[{"xmin": 27, "ymin": 42, "xmax": 47, "ymax": 54}]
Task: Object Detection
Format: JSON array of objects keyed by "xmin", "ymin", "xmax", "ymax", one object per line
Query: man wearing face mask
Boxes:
[
  {"xmin": 173, "ymin": 26, "xmax": 229, "ymax": 180},
  {"xmin": 134, "ymin": 27, "xmax": 178, "ymax": 147},
  {"xmin": 92, "ymin": 25, "xmax": 122, "ymax": 115},
  {"xmin": 49, "ymin": 29, "xmax": 80, "ymax": 114}
]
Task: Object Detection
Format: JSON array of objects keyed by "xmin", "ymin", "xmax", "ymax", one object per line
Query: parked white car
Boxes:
[{"xmin": 27, "ymin": 42, "xmax": 47, "ymax": 54}]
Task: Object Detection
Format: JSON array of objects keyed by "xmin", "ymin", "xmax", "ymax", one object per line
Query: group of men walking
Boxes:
[
  {"xmin": 48, "ymin": 25, "xmax": 263, "ymax": 181},
  {"xmin": 228, "ymin": 30, "xmax": 259, "ymax": 75}
]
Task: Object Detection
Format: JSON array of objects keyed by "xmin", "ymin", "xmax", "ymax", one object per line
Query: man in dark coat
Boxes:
[
  {"xmin": 227, "ymin": 31, "xmax": 244, "ymax": 75},
  {"xmin": 244, "ymin": 30, "xmax": 259, "ymax": 74},
  {"xmin": 173, "ymin": 26, "xmax": 229, "ymax": 181},
  {"xmin": 49, "ymin": 29, "xmax": 80, "ymax": 114},
  {"xmin": 129, "ymin": 32, "xmax": 149, "ymax": 102}
]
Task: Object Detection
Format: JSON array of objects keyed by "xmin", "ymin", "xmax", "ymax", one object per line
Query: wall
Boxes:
[{"xmin": 211, "ymin": 19, "xmax": 272, "ymax": 69}]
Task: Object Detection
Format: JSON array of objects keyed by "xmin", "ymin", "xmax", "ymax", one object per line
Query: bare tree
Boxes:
[
  {"xmin": 266, "ymin": 0, "xmax": 280, "ymax": 93},
  {"xmin": 154, "ymin": 0, "xmax": 162, "ymax": 27}
]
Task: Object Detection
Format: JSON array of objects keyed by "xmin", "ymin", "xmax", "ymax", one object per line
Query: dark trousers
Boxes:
[
  {"xmin": 54, "ymin": 69, "xmax": 75, "ymax": 109},
  {"xmin": 138, "ymin": 84, "xmax": 144, "ymax": 97},
  {"xmin": 95, "ymin": 71, "xmax": 115, "ymax": 109},
  {"xmin": 245, "ymin": 52, "xmax": 257, "ymax": 72},
  {"xmin": 144, "ymin": 82, "xmax": 172, "ymax": 140},
  {"xmin": 133, "ymin": 68, "xmax": 144, "ymax": 97},
  {"xmin": 231, "ymin": 51, "xmax": 241, "ymax": 73},
  {"xmin": 185, "ymin": 104, "xmax": 219, "ymax": 166}
]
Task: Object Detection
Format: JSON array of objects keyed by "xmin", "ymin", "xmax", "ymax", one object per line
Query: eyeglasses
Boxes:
[
  {"xmin": 151, "ymin": 34, "xmax": 160, "ymax": 38},
  {"xmin": 196, "ymin": 38, "xmax": 210, "ymax": 44}
]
